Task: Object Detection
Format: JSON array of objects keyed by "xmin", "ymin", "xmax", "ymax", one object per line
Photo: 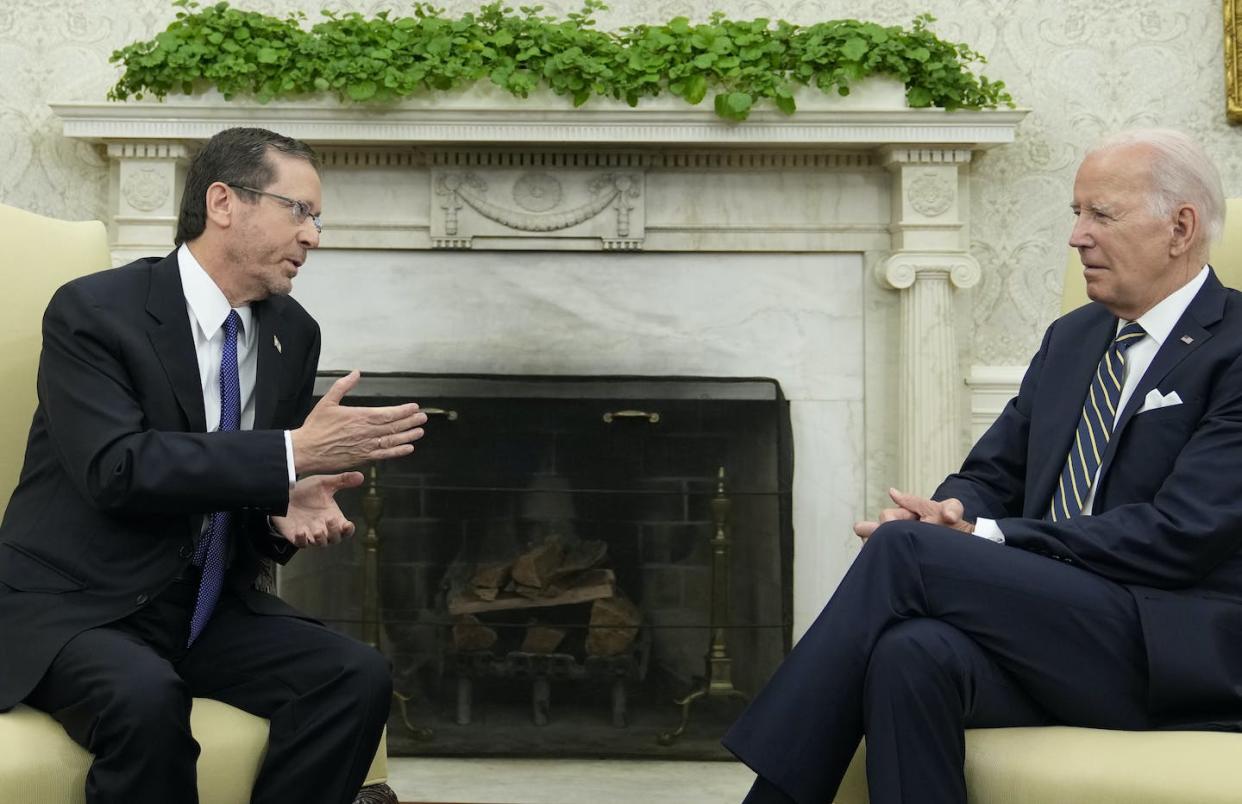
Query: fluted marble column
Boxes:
[
  {"xmin": 107, "ymin": 142, "xmax": 190, "ymax": 264},
  {"xmin": 878, "ymin": 148, "xmax": 981, "ymax": 497}
]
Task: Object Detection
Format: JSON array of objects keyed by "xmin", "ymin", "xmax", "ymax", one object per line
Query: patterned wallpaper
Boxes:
[{"xmin": 3, "ymin": 0, "xmax": 1241, "ymax": 365}]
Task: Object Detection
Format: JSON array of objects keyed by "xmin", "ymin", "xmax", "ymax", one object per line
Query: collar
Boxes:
[
  {"xmin": 1124, "ymin": 264, "xmax": 1209, "ymax": 346},
  {"xmin": 177, "ymin": 243, "xmax": 254, "ymax": 343}
]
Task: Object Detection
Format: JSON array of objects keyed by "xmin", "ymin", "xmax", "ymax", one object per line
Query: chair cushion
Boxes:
[
  {"xmin": 0, "ymin": 699, "xmax": 387, "ymax": 803},
  {"xmin": 0, "ymin": 203, "xmax": 111, "ymax": 511},
  {"xmin": 837, "ymin": 726, "xmax": 1242, "ymax": 803}
]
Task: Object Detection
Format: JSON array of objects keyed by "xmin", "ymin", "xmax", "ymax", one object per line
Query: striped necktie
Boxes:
[
  {"xmin": 1049, "ymin": 321, "xmax": 1145, "ymax": 521},
  {"xmin": 188, "ymin": 309, "xmax": 241, "ymax": 645}
]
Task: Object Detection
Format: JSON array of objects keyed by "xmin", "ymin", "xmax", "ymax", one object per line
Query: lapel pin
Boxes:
[
  {"xmin": 1180, "ymin": 335, "xmax": 1194, "ymax": 345},
  {"xmin": 273, "ymin": 334, "xmax": 282, "ymax": 354}
]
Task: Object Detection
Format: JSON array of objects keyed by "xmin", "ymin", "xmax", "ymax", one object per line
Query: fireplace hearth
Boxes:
[{"xmin": 280, "ymin": 373, "xmax": 792, "ymax": 759}]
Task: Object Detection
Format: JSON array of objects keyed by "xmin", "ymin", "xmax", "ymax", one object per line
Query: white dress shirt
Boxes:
[
  {"xmin": 975, "ymin": 265, "xmax": 1209, "ymax": 543},
  {"xmin": 178, "ymin": 244, "xmax": 296, "ymax": 485}
]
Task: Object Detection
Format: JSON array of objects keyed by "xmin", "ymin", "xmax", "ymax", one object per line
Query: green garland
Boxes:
[{"xmin": 108, "ymin": 0, "xmax": 1013, "ymax": 121}]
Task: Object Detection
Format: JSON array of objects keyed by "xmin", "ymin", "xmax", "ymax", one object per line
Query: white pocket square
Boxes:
[{"xmin": 1137, "ymin": 388, "xmax": 1183, "ymax": 414}]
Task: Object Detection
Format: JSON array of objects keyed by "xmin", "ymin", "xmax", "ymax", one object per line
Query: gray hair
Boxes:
[{"xmin": 1091, "ymin": 128, "xmax": 1226, "ymax": 245}]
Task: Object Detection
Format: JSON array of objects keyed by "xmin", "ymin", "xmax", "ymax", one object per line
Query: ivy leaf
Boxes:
[
  {"xmin": 841, "ymin": 37, "xmax": 867, "ymax": 62},
  {"xmin": 426, "ymin": 35, "xmax": 451, "ymax": 56},
  {"xmin": 906, "ymin": 86, "xmax": 933, "ymax": 107},
  {"xmin": 346, "ymin": 79, "xmax": 377, "ymax": 100},
  {"xmin": 256, "ymin": 47, "xmax": 279, "ymax": 64},
  {"xmin": 716, "ymin": 90, "xmax": 752, "ymax": 119},
  {"xmin": 684, "ymin": 73, "xmax": 707, "ymax": 104},
  {"xmin": 774, "ymin": 86, "xmax": 795, "ymax": 115}
]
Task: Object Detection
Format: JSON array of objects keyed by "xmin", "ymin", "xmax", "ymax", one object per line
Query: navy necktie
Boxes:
[
  {"xmin": 1048, "ymin": 321, "xmax": 1145, "ymax": 520},
  {"xmin": 189, "ymin": 310, "xmax": 241, "ymax": 645}
]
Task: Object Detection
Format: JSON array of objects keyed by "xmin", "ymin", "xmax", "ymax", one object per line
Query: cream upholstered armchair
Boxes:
[
  {"xmin": 833, "ymin": 200, "xmax": 1242, "ymax": 803},
  {"xmin": 0, "ymin": 202, "xmax": 394, "ymax": 804}
]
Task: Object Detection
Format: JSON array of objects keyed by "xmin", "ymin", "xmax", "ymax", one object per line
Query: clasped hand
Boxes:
[{"xmin": 853, "ymin": 488, "xmax": 974, "ymax": 541}]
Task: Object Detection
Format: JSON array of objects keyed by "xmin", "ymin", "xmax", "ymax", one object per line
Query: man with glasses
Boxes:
[{"xmin": 0, "ymin": 127, "xmax": 423, "ymax": 803}]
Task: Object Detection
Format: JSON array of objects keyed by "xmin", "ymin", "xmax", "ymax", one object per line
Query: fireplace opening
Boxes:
[{"xmin": 281, "ymin": 373, "xmax": 793, "ymax": 759}]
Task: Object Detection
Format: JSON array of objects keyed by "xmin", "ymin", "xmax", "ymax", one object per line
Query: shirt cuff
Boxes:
[
  {"xmin": 973, "ymin": 517, "xmax": 1005, "ymax": 544},
  {"xmin": 283, "ymin": 430, "xmax": 296, "ymax": 488}
]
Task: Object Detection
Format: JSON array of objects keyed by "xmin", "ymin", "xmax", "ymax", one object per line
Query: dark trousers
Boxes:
[
  {"xmin": 723, "ymin": 521, "xmax": 1152, "ymax": 804},
  {"xmin": 26, "ymin": 569, "xmax": 391, "ymax": 804}
]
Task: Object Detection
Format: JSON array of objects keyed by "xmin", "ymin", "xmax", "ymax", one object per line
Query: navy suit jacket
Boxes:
[
  {"xmin": 936, "ymin": 268, "xmax": 1242, "ymax": 728},
  {"xmin": 0, "ymin": 252, "xmax": 322, "ymax": 709}
]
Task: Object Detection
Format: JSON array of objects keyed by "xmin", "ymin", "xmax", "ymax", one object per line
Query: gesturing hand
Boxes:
[
  {"xmin": 271, "ymin": 472, "xmax": 365, "ymax": 548},
  {"xmin": 853, "ymin": 488, "xmax": 974, "ymax": 541},
  {"xmin": 291, "ymin": 370, "xmax": 428, "ymax": 474}
]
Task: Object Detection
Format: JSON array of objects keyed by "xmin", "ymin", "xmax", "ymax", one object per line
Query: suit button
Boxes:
[
  {"xmin": 136, "ymin": 593, "xmax": 149, "ymax": 606},
  {"xmin": 179, "ymin": 544, "xmax": 193, "ymax": 558}
]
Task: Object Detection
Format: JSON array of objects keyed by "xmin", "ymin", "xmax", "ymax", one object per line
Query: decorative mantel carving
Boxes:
[
  {"xmin": 50, "ymin": 89, "xmax": 1026, "ymax": 618},
  {"xmin": 431, "ymin": 166, "xmax": 644, "ymax": 250}
]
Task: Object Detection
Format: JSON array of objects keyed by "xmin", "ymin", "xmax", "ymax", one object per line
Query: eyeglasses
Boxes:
[{"xmin": 227, "ymin": 184, "xmax": 322, "ymax": 234}]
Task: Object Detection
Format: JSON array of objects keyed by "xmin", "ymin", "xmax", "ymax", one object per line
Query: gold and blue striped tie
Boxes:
[{"xmin": 1049, "ymin": 321, "xmax": 1145, "ymax": 521}]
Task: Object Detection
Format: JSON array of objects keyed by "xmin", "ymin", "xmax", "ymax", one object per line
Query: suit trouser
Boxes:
[
  {"xmin": 25, "ymin": 568, "xmax": 392, "ymax": 804},
  {"xmin": 722, "ymin": 520, "xmax": 1152, "ymax": 804}
]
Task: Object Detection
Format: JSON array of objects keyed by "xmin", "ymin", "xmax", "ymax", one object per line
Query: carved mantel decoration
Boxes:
[
  {"xmin": 429, "ymin": 154, "xmax": 645, "ymax": 251},
  {"xmin": 51, "ymin": 85, "xmax": 1025, "ymax": 622}
]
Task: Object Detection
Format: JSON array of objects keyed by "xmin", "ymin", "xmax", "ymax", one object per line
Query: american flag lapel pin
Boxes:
[
  {"xmin": 273, "ymin": 334, "xmax": 282, "ymax": 354},
  {"xmin": 1180, "ymin": 335, "xmax": 1194, "ymax": 345}
]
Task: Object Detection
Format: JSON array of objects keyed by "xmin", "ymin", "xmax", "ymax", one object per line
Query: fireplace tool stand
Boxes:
[
  {"xmin": 360, "ymin": 466, "xmax": 434, "ymax": 741},
  {"xmin": 657, "ymin": 467, "xmax": 749, "ymax": 745}
]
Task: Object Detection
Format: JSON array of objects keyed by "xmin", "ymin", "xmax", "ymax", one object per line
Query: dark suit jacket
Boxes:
[
  {"xmin": 936, "ymin": 268, "xmax": 1242, "ymax": 728},
  {"xmin": 0, "ymin": 251, "xmax": 322, "ymax": 709}
]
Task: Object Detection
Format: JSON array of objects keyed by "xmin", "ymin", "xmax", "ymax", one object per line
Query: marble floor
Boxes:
[{"xmin": 386, "ymin": 757, "xmax": 754, "ymax": 804}]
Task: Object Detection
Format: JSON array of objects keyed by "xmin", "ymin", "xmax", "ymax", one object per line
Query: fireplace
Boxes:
[
  {"xmin": 279, "ymin": 373, "xmax": 791, "ymax": 758},
  {"xmin": 52, "ymin": 86, "xmax": 1023, "ymax": 706}
]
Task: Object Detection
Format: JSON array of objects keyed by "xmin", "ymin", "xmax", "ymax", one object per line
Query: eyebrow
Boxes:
[
  {"xmin": 277, "ymin": 192, "xmax": 319, "ymax": 215},
  {"xmin": 1070, "ymin": 202, "xmax": 1117, "ymax": 216}
]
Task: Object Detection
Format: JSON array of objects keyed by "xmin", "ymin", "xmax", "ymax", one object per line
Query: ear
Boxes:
[
  {"xmin": 1169, "ymin": 203, "xmax": 1199, "ymax": 258},
  {"xmin": 204, "ymin": 181, "xmax": 234, "ymax": 231}
]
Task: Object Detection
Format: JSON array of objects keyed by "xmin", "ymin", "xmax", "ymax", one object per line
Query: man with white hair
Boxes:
[{"xmin": 724, "ymin": 129, "xmax": 1242, "ymax": 804}]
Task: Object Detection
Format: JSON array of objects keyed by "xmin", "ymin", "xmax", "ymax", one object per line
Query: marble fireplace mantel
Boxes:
[{"xmin": 51, "ymin": 86, "xmax": 1026, "ymax": 633}]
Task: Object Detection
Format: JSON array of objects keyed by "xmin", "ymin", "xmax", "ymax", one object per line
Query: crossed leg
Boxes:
[{"xmin": 723, "ymin": 520, "xmax": 1150, "ymax": 804}]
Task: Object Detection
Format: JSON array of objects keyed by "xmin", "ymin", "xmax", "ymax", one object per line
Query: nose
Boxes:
[
  {"xmin": 1068, "ymin": 216, "xmax": 1092, "ymax": 250},
  {"xmin": 299, "ymin": 220, "xmax": 320, "ymax": 249}
]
